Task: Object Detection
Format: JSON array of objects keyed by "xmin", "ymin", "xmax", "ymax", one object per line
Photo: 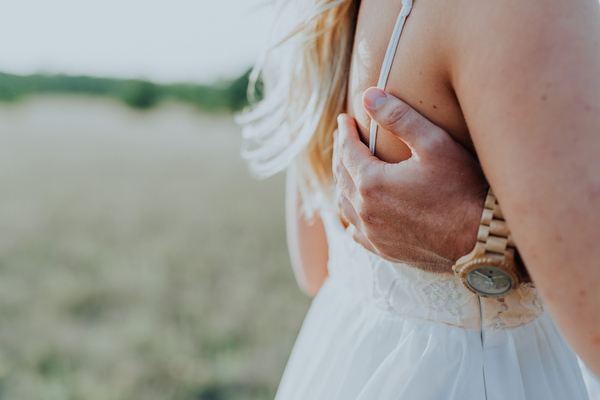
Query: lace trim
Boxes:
[{"xmin": 322, "ymin": 211, "xmax": 544, "ymax": 330}]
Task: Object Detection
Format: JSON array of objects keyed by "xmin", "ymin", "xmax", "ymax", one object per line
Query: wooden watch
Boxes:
[{"xmin": 452, "ymin": 188, "xmax": 524, "ymax": 298}]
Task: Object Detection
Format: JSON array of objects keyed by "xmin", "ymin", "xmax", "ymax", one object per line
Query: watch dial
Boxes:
[{"xmin": 467, "ymin": 267, "xmax": 513, "ymax": 296}]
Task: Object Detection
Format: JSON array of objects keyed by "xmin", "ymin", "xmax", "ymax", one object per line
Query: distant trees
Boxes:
[
  {"xmin": 123, "ymin": 81, "xmax": 160, "ymax": 110},
  {"xmin": 0, "ymin": 70, "xmax": 256, "ymax": 113}
]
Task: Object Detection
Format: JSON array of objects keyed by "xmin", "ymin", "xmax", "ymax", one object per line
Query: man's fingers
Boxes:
[
  {"xmin": 339, "ymin": 191, "xmax": 379, "ymax": 256},
  {"xmin": 334, "ymin": 152, "xmax": 358, "ymax": 200},
  {"xmin": 350, "ymin": 226, "xmax": 378, "ymax": 255},
  {"xmin": 336, "ymin": 188, "xmax": 362, "ymax": 231},
  {"xmin": 362, "ymin": 87, "xmax": 450, "ymax": 157},
  {"xmin": 336, "ymin": 113, "xmax": 383, "ymax": 181},
  {"xmin": 332, "ymin": 128, "xmax": 358, "ymax": 201}
]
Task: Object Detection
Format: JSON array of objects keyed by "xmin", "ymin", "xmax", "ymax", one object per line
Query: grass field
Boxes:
[{"xmin": 0, "ymin": 96, "xmax": 311, "ymax": 400}]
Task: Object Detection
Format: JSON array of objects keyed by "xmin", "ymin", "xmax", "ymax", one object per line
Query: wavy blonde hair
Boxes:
[{"xmin": 239, "ymin": 0, "xmax": 359, "ymax": 203}]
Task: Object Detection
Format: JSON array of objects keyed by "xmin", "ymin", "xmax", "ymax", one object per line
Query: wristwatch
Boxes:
[{"xmin": 452, "ymin": 188, "xmax": 524, "ymax": 298}]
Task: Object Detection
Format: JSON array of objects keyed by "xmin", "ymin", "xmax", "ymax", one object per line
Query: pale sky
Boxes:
[{"xmin": 0, "ymin": 0, "xmax": 280, "ymax": 83}]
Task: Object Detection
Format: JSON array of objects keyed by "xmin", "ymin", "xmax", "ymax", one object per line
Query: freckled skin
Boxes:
[
  {"xmin": 347, "ymin": 0, "xmax": 472, "ymax": 164},
  {"xmin": 556, "ymin": 234, "xmax": 563, "ymax": 243}
]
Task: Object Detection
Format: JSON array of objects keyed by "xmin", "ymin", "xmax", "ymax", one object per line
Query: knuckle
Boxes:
[
  {"xmin": 355, "ymin": 173, "xmax": 382, "ymax": 200},
  {"xmin": 356, "ymin": 208, "xmax": 370, "ymax": 224},
  {"xmin": 355, "ymin": 176, "xmax": 374, "ymax": 196},
  {"xmin": 337, "ymin": 190, "xmax": 354, "ymax": 215},
  {"xmin": 356, "ymin": 203, "xmax": 377, "ymax": 225},
  {"xmin": 423, "ymin": 130, "xmax": 450, "ymax": 154},
  {"xmin": 339, "ymin": 135, "xmax": 350, "ymax": 156},
  {"xmin": 332, "ymin": 156, "xmax": 341, "ymax": 177},
  {"xmin": 381, "ymin": 102, "xmax": 411, "ymax": 129}
]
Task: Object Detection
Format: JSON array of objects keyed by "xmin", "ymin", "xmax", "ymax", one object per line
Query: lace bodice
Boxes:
[{"xmin": 320, "ymin": 210, "xmax": 544, "ymax": 330}]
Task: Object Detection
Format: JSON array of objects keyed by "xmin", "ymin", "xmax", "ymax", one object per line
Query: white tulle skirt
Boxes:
[{"xmin": 275, "ymin": 211, "xmax": 595, "ymax": 400}]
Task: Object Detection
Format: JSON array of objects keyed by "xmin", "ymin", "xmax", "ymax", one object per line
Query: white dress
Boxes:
[
  {"xmin": 275, "ymin": 210, "xmax": 597, "ymax": 399},
  {"xmin": 274, "ymin": 1, "xmax": 599, "ymax": 399}
]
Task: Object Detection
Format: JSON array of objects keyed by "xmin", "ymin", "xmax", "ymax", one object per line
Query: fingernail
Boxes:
[
  {"xmin": 337, "ymin": 114, "xmax": 346, "ymax": 126},
  {"xmin": 363, "ymin": 88, "xmax": 387, "ymax": 110}
]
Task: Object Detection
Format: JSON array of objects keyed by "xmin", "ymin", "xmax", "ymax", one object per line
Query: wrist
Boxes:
[{"xmin": 450, "ymin": 184, "xmax": 488, "ymax": 263}]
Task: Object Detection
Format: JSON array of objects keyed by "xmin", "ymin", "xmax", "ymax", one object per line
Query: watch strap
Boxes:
[
  {"xmin": 476, "ymin": 188, "xmax": 516, "ymax": 257},
  {"xmin": 477, "ymin": 188, "xmax": 530, "ymax": 282}
]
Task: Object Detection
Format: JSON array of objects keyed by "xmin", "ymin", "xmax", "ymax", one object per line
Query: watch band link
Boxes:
[{"xmin": 476, "ymin": 188, "xmax": 516, "ymax": 256}]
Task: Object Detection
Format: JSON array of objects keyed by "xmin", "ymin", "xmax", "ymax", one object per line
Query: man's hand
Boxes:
[{"xmin": 332, "ymin": 88, "xmax": 488, "ymax": 272}]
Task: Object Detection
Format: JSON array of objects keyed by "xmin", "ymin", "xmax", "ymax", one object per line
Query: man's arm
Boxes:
[{"xmin": 450, "ymin": 0, "xmax": 600, "ymax": 374}]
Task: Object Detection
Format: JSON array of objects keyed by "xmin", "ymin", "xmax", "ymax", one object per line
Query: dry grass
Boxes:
[{"xmin": 0, "ymin": 96, "xmax": 311, "ymax": 400}]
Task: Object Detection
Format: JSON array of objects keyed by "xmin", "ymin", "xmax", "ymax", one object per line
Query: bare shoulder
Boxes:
[{"xmin": 347, "ymin": 0, "xmax": 473, "ymax": 162}]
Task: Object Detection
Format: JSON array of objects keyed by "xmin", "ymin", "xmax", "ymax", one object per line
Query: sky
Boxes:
[{"xmin": 0, "ymin": 0, "xmax": 280, "ymax": 83}]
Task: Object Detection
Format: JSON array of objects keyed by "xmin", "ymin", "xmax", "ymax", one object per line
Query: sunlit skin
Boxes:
[
  {"xmin": 289, "ymin": 0, "xmax": 600, "ymax": 375},
  {"xmin": 347, "ymin": 0, "xmax": 472, "ymax": 162}
]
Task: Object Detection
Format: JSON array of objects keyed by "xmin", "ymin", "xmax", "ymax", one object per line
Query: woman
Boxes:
[{"xmin": 240, "ymin": 0, "xmax": 600, "ymax": 398}]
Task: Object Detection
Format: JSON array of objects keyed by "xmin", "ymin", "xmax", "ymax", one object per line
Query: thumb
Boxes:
[{"xmin": 363, "ymin": 87, "xmax": 448, "ymax": 155}]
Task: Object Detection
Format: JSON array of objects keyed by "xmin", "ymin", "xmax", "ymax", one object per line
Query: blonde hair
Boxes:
[{"xmin": 239, "ymin": 0, "xmax": 359, "ymax": 203}]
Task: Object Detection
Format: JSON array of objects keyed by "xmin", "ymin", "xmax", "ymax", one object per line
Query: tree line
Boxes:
[{"xmin": 0, "ymin": 69, "xmax": 258, "ymax": 112}]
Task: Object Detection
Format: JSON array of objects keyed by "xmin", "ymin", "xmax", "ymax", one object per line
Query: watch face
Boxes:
[{"xmin": 467, "ymin": 266, "xmax": 513, "ymax": 296}]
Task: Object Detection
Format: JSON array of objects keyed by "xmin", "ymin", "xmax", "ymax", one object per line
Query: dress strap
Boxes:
[{"xmin": 369, "ymin": 0, "xmax": 413, "ymax": 155}]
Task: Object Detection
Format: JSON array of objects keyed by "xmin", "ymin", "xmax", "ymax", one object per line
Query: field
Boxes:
[{"xmin": 0, "ymin": 96, "xmax": 311, "ymax": 400}]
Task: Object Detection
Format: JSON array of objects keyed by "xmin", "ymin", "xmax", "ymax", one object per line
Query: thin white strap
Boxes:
[{"xmin": 369, "ymin": 0, "xmax": 413, "ymax": 155}]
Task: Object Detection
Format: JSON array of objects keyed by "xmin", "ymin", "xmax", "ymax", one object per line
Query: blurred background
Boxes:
[{"xmin": 0, "ymin": 1, "xmax": 311, "ymax": 399}]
